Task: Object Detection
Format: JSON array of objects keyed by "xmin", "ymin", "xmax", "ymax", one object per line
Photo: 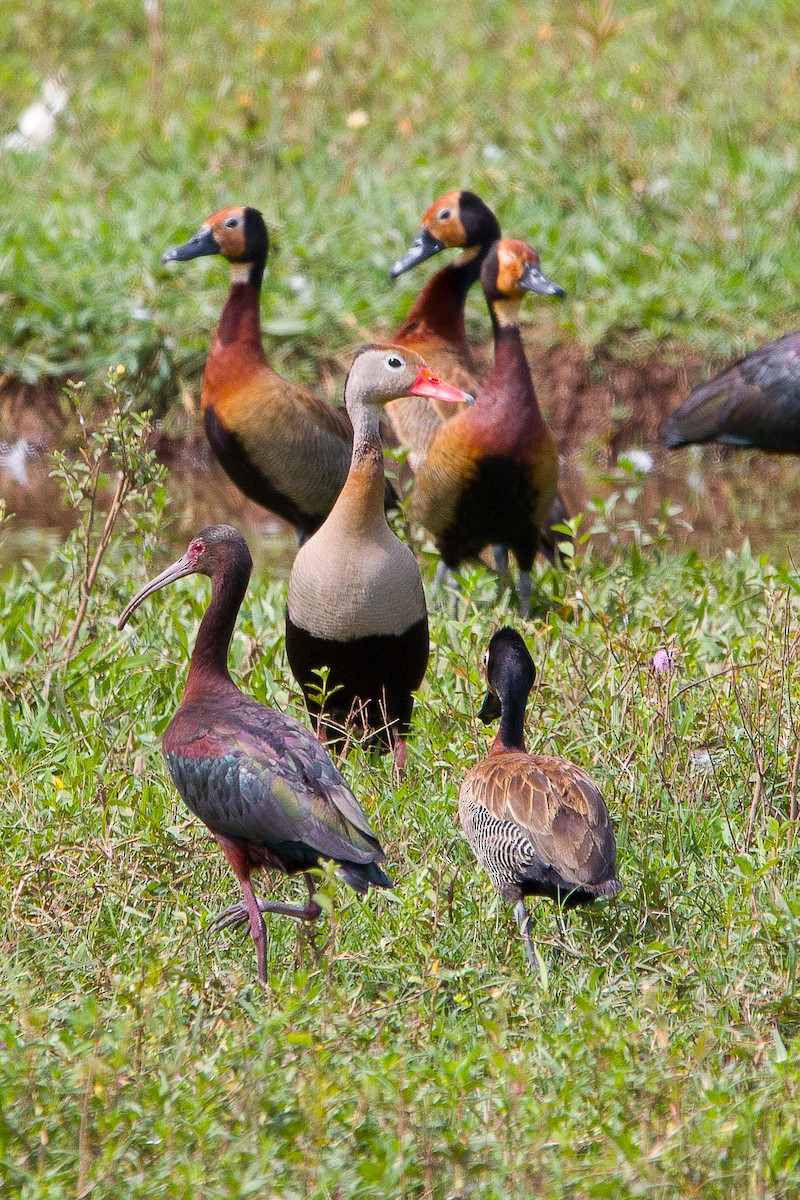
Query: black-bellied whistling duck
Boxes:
[
  {"xmin": 459, "ymin": 628, "xmax": 619, "ymax": 969},
  {"xmin": 390, "ymin": 190, "xmax": 570, "ymax": 564},
  {"xmin": 117, "ymin": 525, "xmax": 392, "ymax": 988},
  {"xmin": 411, "ymin": 239, "xmax": 564, "ymax": 617},
  {"xmin": 162, "ymin": 206, "xmax": 392, "ymax": 542},
  {"xmin": 286, "ymin": 344, "xmax": 471, "ymax": 773},
  {"xmin": 662, "ymin": 331, "xmax": 800, "ymax": 452}
]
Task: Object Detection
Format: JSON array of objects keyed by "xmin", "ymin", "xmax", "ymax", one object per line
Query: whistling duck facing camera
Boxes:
[
  {"xmin": 390, "ymin": 189, "xmax": 500, "ymax": 429},
  {"xmin": 389, "ymin": 190, "xmax": 571, "ymax": 566},
  {"xmin": 162, "ymin": 206, "xmax": 389, "ymax": 541},
  {"xmin": 459, "ymin": 628, "xmax": 620, "ymax": 969},
  {"xmin": 411, "ymin": 239, "xmax": 564, "ymax": 617},
  {"xmin": 286, "ymin": 344, "xmax": 471, "ymax": 773},
  {"xmin": 662, "ymin": 331, "xmax": 800, "ymax": 453},
  {"xmin": 118, "ymin": 524, "xmax": 392, "ymax": 988}
]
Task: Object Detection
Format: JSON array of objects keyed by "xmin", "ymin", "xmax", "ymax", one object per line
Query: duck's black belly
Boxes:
[
  {"xmin": 439, "ymin": 456, "xmax": 542, "ymax": 570},
  {"xmin": 285, "ymin": 616, "xmax": 429, "ymax": 748}
]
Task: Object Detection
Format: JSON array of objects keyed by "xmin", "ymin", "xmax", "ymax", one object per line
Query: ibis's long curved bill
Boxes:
[{"xmin": 117, "ymin": 551, "xmax": 196, "ymax": 629}]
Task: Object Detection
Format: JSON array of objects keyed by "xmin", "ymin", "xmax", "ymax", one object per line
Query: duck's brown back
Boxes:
[{"xmin": 459, "ymin": 751, "xmax": 618, "ymax": 903}]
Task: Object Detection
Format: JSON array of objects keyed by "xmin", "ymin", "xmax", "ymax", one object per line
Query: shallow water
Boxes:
[{"xmin": 1, "ymin": 441, "xmax": 799, "ymax": 575}]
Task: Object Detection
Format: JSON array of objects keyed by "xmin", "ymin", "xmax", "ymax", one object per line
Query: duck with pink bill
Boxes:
[{"xmin": 286, "ymin": 343, "xmax": 472, "ymax": 774}]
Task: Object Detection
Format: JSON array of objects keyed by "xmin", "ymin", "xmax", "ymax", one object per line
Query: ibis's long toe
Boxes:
[{"xmin": 212, "ymin": 895, "xmax": 323, "ymax": 933}]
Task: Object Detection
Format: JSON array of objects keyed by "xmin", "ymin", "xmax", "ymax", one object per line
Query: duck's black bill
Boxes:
[
  {"xmin": 162, "ymin": 226, "xmax": 219, "ymax": 264},
  {"xmin": 391, "ymin": 228, "xmax": 446, "ymax": 278}
]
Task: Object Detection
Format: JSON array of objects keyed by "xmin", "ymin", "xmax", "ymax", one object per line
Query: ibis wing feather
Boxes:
[
  {"xmin": 163, "ymin": 700, "xmax": 383, "ymax": 865},
  {"xmin": 664, "ymin": 332, "xmax": 800, "ymax": 450}
]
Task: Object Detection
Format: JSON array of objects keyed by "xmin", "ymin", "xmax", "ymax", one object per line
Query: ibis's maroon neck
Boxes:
[{"xmin": 185, "ymin": 557, "xmax": 251, "ymax": 699}]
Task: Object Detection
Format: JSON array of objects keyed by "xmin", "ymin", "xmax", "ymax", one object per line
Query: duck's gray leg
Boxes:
[
  {"xmin": 518, "ymin": 571, "xmax": 532, "ymax": 619},
  {"xmin": 433, "ymin": 559, "xmax": 461, "ymax": 615},
  {"xmin": 493, "ymin": 544, "xmax": 509, "ymax": 574},
  {"xmin": 514, "ymin": 900, "xmax": 538, "ymax": 971}
]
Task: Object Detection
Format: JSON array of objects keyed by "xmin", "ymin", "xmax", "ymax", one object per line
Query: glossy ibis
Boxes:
[
  {"xmin": 118, "ymin": 524, "xmax": 392, "ymax": 987},
  {"xmin": 662, "ymin": 331, "xmax": 800, "ymax": 453}
]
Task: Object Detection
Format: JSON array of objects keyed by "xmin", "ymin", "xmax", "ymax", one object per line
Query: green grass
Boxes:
[
  {"xmin": 5, "ymin": 6, "xmax": 800, "ymax": 1195},
  {"xmin": 2, "ymin": 394, "xmax": 800, "ymax": 1196},
  {"xmin": 3, "ymin": 0, "xmax": 800, "ymax": 413}
]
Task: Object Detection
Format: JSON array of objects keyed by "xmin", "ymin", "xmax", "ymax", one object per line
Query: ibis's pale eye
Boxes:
[
  {"xmin": 224, "ymin": 217, "xmax": 240, "ymax": 229},
  {"xmin": 438, "ymin": 208, "xmax": 451, "ymax": 220},
  {"xmin": 386, "ymin": 355, "xmax": 404, "ymax": 370}
]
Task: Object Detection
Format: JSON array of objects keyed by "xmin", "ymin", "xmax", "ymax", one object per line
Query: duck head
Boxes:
[
  {"xmin": 118, "ymin": 525, "xmax": 253, "ymax": 629},
  {"xmin": 162, "ymin": 206, "xmax": 268, "ymax": 272},
  {"xmin": 391, "ymin": 189, "xmax": 501, "ymax": 277},
  {"xmin": 343, "ymin": 344, "xmax": 474, "ymax": 413},
  {"xmin": 481, "ymin": 239, "xmax": 565, "ymax": 304},
  {"xmin": 477, "ymin": 627, "xmax": 536, "ymax": 724}
]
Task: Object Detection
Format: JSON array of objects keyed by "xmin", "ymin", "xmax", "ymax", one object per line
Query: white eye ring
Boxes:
[
  {"xmin": 224, "ymin": 217, "xmax": 240, "ymax": 228},
  {"xmin": 386, "ymin": 355, "xmax": 403, "ymax": 370},
  {"xmin": 438, "ymin": 209, "xmax": 451, "ymax": 220}
]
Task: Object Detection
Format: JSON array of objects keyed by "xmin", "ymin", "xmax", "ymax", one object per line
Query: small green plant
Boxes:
[{"xmin": 45, "ymin": 368, "xmax": 168, "ymax": 684}]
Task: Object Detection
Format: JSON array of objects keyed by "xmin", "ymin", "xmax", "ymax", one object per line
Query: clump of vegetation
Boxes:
[
  {"xmin": 1, "ymin": 386, "xmax": 799, "ymax": 1196},
  {"xmin": 3, "ymin": 0, "xmax": 800, "ymax": 413}
]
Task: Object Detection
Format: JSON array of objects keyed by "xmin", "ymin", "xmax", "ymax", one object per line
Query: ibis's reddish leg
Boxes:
[
  {"xmin": 212, "ymin": 834, "xmax": 271, "ymax": 986},
  {"xmin": 212, "ymin": 869, "xmax": 322, "ymax": 933},
  {"xmin": 240, "ymin": 875, "xmax": 268, "ymax": 987}
]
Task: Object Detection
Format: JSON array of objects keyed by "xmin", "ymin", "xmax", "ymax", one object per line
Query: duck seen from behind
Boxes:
[
  {"xmin": 662, "ymin": 331, "xmax": 800, "ymax": 453},
  {"xmin": 411, "ymin": 239, "xmax": 564, "ymax": 617},
  {"xmin": 118, "ymin": 525, "xmax": 392, "ymax": 988},
  {"xmin": 286, "ymin": 345, "xmax": 472, "ymax": 773},
  {"xmin": 459, "ymin": 628, "xmax": 620, "ymax": 969},
  {"xmin": 162, "ymin": 206, "xmax": 389, "ymax": 542}
]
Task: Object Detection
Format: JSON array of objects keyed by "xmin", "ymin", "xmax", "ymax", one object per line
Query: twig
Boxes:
[
  {"xmin": 744, "ymin": 754, "xmax": 765, "ymax": 852},
  {"xmin": 790, "ymin": 739, "xmax": 800, "ymax": 824},
  {"xmin": 63, "ymin": 470, "xmax": 128, "ymax": 661}
]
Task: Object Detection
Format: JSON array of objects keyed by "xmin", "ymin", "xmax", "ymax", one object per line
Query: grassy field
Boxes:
[
  {"xmin": 1, "ymin": 387, "xmax": 799, "ymax": 1197},
  {"xmin": 4, "ymin": 2, "xmax": 800, "ymax": 1196},
  {"xmin": 3, "ymin": 0, "xmax": 800, "ymax": 413}
]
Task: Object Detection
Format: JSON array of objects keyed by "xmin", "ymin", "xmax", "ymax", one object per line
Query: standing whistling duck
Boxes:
[
  {"xmin": 390, "ymin": 190, "xmax": 570, "ymax": 564},
  {"xmin": 388, "ymin": 189, "xmax": 499, "ymax": 456},
  {"xmin": 286, "ymin": 344, "xmax": 471, "ymax": 773},
  {"xmin": 662, "ymin": 331, "xmax": 800, "ymax": 452},
  {"xmin": 162, "ymin": 206, "xmax": 391, "ymax": 542},
  {"xmin": 459, "ymin": 628, "xmax": 620, "ymax": 969},
  {"xmin": 411, "ymin": 239, "xmax": 564, "ymax": 617},
  {"xmin": 118, "ymin": 525, "xmax": 392, "ymax": 988}
]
